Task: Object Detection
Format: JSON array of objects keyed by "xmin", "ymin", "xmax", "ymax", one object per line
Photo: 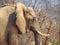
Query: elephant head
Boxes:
[
  {"xmin": 16, "ymin": 2, "xmax": 49, "ymax": 36},
  {"xmin": 24, "ymin": 7, "xmax": 49, "ymax": 36}
]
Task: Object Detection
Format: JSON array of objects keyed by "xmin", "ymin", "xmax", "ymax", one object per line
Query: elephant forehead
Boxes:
[
  {"xmin": 27, "ymin": 8, "xmax": 36, "ymax": 17},
  {"xmin": 25, "ymin": 10, "xmax": 36, "ymax": 18}
]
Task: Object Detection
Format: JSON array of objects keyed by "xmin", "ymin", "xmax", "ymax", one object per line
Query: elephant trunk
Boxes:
[{"xmin": 30, "ymin": 17, "xmax": 50, "ymax": 45}]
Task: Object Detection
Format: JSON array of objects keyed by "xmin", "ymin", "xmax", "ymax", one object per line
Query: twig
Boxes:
[{"xmin": 44, "ymin": 20, "xmax": 52, "ymax": 45}]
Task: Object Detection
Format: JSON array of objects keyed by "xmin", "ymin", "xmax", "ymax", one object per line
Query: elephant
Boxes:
[{"xmin": 0, "ymin": 2, "xmax": 49, "ymax": 45}]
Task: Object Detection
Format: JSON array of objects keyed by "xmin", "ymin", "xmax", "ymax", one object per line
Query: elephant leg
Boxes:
[
  {"xmin": 0, "ymin": 18, "xmax": 8, "ymax": 45},
  {"xmin": 0, "ymin": 31, "xmax": 7, "ymax": 45},
  {"xmin": 8, "ymin": 29, "xmax": 18, "ymax": 45},
  {"xmin": 9, "ymin": 34, "xmax": 18, "ymax": 45}
]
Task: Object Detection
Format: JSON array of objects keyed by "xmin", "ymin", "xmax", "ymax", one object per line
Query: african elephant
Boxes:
[{"xmin": 0, "ymin": 2, "xmax": 49, "ymax": 45}]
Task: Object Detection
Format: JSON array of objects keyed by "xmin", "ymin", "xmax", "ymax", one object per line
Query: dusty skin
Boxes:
[{"xmin": 0, "ymin": 5, "xmax": 19, "ymax": 45}]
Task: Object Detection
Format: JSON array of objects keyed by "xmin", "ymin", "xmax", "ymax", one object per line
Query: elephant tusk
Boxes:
[{"xmin": 37, "ymin": 31, "xmax": 50, "ymax": 36}]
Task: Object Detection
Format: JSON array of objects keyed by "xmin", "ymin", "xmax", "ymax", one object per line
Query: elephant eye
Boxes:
[{"xmin": 25, "ymin": 11, "xmax": 32, "ymax": 15}]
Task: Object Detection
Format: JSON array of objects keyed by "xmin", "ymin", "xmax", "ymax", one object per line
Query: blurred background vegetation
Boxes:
[{"xmin": 0, "ymin": 0, "xmax": 60, "ymax": 45}]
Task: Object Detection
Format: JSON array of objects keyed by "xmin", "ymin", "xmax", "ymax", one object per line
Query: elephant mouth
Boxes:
[{"xmin": 28, "ymin": 18, "xmax": 50, "ymax": 37}]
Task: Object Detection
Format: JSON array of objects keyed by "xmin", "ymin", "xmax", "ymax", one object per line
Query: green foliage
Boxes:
[{"xmin": 47, "ymin": 40, "xmax": 60, "ymax": 45}]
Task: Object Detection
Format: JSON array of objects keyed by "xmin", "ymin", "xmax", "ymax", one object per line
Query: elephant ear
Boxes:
[{"xmin": 16, "ymin": 2, "xmax": 27, "ymax": 34}]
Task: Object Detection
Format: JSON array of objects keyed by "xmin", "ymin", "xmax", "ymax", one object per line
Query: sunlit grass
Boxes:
[{"xmin": 47, "ymin": 40, "xmax": 60, "ymax": 45}]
